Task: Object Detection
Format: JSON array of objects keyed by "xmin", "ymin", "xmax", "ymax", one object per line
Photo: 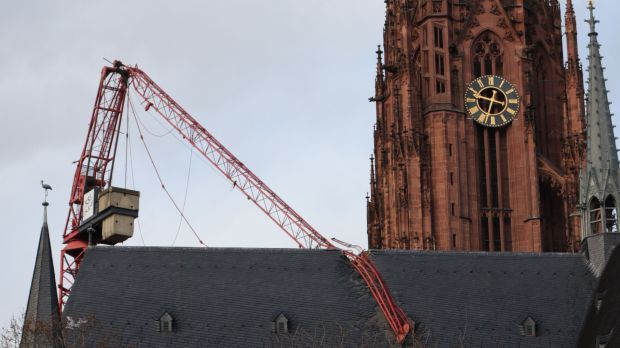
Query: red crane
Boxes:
[{"xmin": 60, "ymin": 61, "xmax": 411, "ymax": 343}]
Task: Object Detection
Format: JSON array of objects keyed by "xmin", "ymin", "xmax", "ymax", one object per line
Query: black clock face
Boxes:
[{"xmin": 465, "ymin": 75, "xmax": 520, "ymax": 128}]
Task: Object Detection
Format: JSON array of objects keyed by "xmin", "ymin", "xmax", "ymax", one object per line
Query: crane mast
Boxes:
[{"xmin": 60, "ymin": 61, "xmax": 411, "ymax": 343}]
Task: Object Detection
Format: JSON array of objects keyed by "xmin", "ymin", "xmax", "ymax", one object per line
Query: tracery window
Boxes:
[
  {"xmin": 605, "ymin": 195, "xmax": 618, "ymax": 233},
  {"xmin": 472, "ymin": 32, "xmax": 503, "ymax": 77},
  {"xmin": 590, "ymin": 198, "xmax": 603, "ymax": 234}
]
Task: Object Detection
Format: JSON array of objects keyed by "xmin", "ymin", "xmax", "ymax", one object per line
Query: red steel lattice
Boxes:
[{"xmin": 59, "ymin": 61, "xmax": 411, "ymax": 343}]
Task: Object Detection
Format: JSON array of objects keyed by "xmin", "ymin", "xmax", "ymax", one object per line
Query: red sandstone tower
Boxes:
[{"xmin": 367, "ymin": 0, "xmax": 586, "ymax": 252}]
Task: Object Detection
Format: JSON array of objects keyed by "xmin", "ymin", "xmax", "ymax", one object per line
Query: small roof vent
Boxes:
[
  {"xmin": 519, "ymin": 317, "xmax": 536, "ymax": 337},
  {"xmin": 158, "ymin": 312, "xmax": 174, "ymax": 333},
  {"xmin": 272, "ymin": 313, "xmax": 289, "ymax": 334}
]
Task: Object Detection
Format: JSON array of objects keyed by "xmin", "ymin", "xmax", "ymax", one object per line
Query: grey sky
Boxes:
[{"xmin": 1, "ymin": 0, "xmax": 618, "ymax": 328}]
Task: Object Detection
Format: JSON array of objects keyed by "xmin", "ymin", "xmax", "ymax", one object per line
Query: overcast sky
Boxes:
[{"xmin": 1, "ymin": 0, "xmax": 618, "ymax": 328}]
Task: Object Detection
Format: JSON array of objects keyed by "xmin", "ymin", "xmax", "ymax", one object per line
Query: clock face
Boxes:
[{"xmin": 465, "ymin": 75, "xmax": 520, "ymax": 128}]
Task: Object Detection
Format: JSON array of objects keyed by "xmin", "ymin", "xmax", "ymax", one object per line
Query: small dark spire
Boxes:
[
  {"xmin": 21, "ymin": 186, "xmax": 63, "ymax": 348},
  {"xmin": 375, "ymin": 45, "xmax": 384, "ymax": 82}
]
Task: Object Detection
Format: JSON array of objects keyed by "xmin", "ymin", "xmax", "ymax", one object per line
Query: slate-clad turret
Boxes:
[
  {"xmin": 580, "ymin": 0, "xmax": 620, "ymax": 275},
  {"xmin": 21, "ymin": 197, "xmax": 63, "ymax": 347}
]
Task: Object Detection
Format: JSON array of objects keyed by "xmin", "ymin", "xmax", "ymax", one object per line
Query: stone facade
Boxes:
[{"xmin": 367, "ymin": 0, "xmax": 586, "ymax": 252}]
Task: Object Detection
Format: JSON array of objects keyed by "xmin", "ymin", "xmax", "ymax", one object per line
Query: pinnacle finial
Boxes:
[
  {"xmin": 41, "ymin": 180, "xmax": 52, "ymax": 205},
  {"xmin": 586, "ymin": 0, "xmax": 598, "ymax": 35},
  {"xmin": 41, "ymin": 180, "xmax": 52, "ymax": 223}
]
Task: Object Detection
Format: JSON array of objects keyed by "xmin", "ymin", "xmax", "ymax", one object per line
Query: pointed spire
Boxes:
[
  {"xmin": 565, "ymin": 0, "xmax": 579, "ymax": 63},
  {"xmin": 370, "ymin": 154, "xmax": 376, "ymax": 199},
  {"xmin": 564, "ymin": 0, "xmax": 586, "ymax": 136},
  {"xmin": 580, "ymin": 1, "xmax": 620, "ymax": 240},
  {"xmin": 21, "ymin": 189, "xmax": 63, "ymax": 347},
  {"xmin": 584, "ymin": 0, "xmax": 618, "ymax": 178},
  {"xmin": 375, "ymin": 45, "xmax": 385, "ymax": 92}
]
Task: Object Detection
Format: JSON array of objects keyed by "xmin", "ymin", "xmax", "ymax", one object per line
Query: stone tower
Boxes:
[
  {"xmin": 579, "ymin": 1, "xmax": 620, "ymax": 273},
  {"xmin": 367, "ymin": 0, "xmax": 586, "ymax": 252}
]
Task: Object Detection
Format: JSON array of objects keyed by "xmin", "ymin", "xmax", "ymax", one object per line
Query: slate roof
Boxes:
[
  {"xmin": 577, "ymin": 243, "xmax": 620, "ymax": 348},
  {"xmin": 62, "ymin": 246, "xmax": 597, "ymax": 347}
]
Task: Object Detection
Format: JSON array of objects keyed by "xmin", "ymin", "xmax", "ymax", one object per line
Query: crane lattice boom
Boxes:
[{"xmin": 59, "ymin": 61, "xmax": 411, "ymax": 343}]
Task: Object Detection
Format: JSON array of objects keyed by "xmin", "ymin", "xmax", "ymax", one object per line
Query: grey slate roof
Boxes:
[
  {"xmin": 63, "ymin": 247, "xmax": 596, "ymax": 347},
  {"xmin": 577, "ymin": 242, "xmax": 620, "ymax": 347}
]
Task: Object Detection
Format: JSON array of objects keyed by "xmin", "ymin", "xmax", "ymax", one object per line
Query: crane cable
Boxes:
[
  {"xmin": 120, "ymin": 95, "xmax": 147, "ymax": 246},
  {"xmin": 137, "ymin": 101, "xmax": 237, "ymax": 190},
  {"xmin": 172, "ymin": 148, "xmax": 193, "ymax": 246},
  {"xmin": 127, "ymin": 93, "xmax": 208, "ymax": 247},
  {"xmin": 125, "ymin": 116, "xmax": 147, "ymax": 246}
]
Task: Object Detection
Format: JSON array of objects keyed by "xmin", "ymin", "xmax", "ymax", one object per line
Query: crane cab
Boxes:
[{"xmin": 80, "ymin": 187, "xmax": 140, "ymax": 245}]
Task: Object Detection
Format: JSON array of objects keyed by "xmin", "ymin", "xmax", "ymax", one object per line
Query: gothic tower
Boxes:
[
  {"xmin": 579, "ymin": 1, "xmax": 620, "ymax": 272},
  {"xmin": 367, "ymin": 0, "xmax": 586, "ymax": 252}
]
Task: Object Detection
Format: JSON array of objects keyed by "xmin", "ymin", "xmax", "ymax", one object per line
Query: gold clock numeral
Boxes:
[
  {"xmin": 466, "ymin": 98, "xmax": 476, "ymax": 103},
  {"xmin": 499, "ymin": 114, "xmax": 507, "ymax": 123},
  {"xmin": 490, "ymin": 116, "xmax": 496, "ymax": 126},
  {"xmin": 477, "ymin": 79, "xmax": 484, "ymax": 88},
  {"xmin": 507, "ymin": 108, "xmax": 517, "ymax": 116},
  {"xmin": 478, "ymin": 113, "xmax": 487, "ymax": 123},
  {"xmin": 468, "ymin": 87, "xmax": 477, "ymax": 95},
  {"xmin": 469, "ymin": 106, "xmax": 480, "ymax": 115},
  {"xmin": 487, "ymin": 76, "xmax": 495, "ymax": 85},
  {"xmin": 499, "ymin": 79, "xmax": 506, "ymax": 89},
  {"xmin": 509, "ymin": 99, "xmax": 519, "ymax": 105},
  {"xmin": 506, "ymin": 88, "xmax": 515, "ymax": 95}
]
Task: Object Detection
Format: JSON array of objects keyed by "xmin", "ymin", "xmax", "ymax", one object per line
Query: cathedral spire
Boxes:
[
  {"xmin": 580, "ymin": 0, "xmax": 620, "ymax": 245},
  {"xmin": 21, "ymin": 185, "xmax": 63, "ymax": 348}
]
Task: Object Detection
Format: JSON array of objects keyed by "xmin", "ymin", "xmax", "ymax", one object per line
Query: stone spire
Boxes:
[
  {"xmin": 21, "ymin": 187, "xmax": 63, "ymax": 348},
  {"xmin": 580, "ymin": 1, "xmax": 620, "ymax": 275}
]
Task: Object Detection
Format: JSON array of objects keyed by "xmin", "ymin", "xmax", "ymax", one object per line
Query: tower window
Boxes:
[
  {"xmin": 435, "ymin": 53, "xmax": 445, "ymax": 75},
  {"xmin": 452, "ymin": 234, "xmax": 457, "ymax": 248},
  {"xmin": 472, "ymin": 32, "xmax": 503, "ymax": 77},
  {"xmin": 605, "ymin": 196, "xmax": 618, "ymax": 233},
  {"xmin": 450, "ymin": 172, "xmax": 454, "ymax": 185},
  {"xmin": 434, "ymin": 26, "xmax": 444, "ymax": 48},
  {"xmin": 590, "ymin": 198, "xmax": 603, "ymax": 234},
  {"xmin": 436, "ymin": 80, "xmax": 446, "ymax": 94},
  {"xmin": 451, "ymin": 203, "xmax": 455, "ymax": 216}
]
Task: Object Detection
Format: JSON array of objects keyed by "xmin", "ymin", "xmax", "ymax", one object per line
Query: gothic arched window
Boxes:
[
  {"xmin": 472, "ymin": 32, "xmax": 503, "ymax": 77},
  {"xmin": 605, "ymin": 195, "xmax": 618, "ymax": 233},
  {"xmin": 590, "ymin": 198, "xmax": 603, "ymax": 234}
]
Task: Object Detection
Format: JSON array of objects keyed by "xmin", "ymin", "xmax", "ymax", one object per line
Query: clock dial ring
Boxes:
[{"xmin": 464, "ymin": 75, "xmax": 520, "ymax": 128}]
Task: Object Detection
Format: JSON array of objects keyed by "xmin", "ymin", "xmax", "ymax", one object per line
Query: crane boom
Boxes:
[
  {"xmin": 60, "ymin": 61, "xmax": 411, "ymax": 343},
  {"xmin": 127, "ymin": 66, "xmax": 335, "ymax": 250}
]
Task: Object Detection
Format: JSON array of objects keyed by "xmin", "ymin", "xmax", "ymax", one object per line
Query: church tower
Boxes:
[
  {"xmin": 21, "ymin": 193, "xmax": 63, "ymax": 347},
  {"xmin": 579, "ymin": 1, "xmax": 620, "ymax": 273},
  {"xmin": 367, "ymin": 0, "xmax": 586, "ymax": 252}
]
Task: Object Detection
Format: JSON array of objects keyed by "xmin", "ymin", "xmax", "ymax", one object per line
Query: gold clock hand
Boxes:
[{"xmin": 486, "ymin": 90, "xmax": 497, "ymax": 115}]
